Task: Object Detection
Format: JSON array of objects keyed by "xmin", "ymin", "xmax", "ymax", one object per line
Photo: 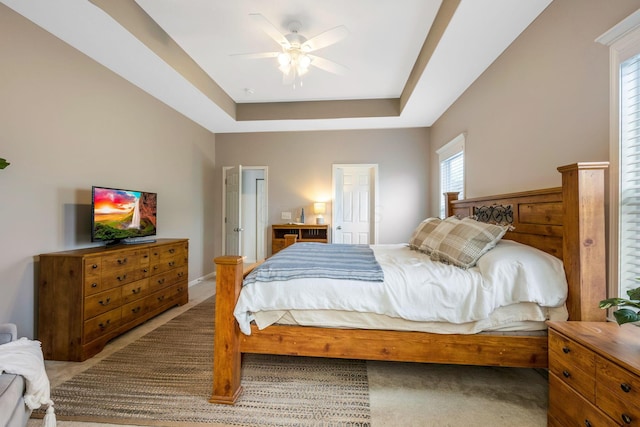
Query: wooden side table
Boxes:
[{"xmin": 547, "ymin": 321, "xmax": 640, "ymax": 426}]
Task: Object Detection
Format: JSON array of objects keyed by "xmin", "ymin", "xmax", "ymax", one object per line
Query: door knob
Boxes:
[{"xmin": 336, "ymin": 226, "xmax": 342, "ymax": 230}]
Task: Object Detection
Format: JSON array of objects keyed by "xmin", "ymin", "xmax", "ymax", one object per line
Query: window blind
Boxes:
[
  {"xmin": 439, "ymin": 150, "xmax": 464, "ymax": 218},
  {"xmin": 619, "ymin": 53, "xmax": 640, "ymax": 297}
]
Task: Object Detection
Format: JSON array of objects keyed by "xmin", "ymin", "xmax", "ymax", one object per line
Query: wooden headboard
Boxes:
[{"xmin": 445, "ymin": 162, "xmax": 608, "ymax": 322}]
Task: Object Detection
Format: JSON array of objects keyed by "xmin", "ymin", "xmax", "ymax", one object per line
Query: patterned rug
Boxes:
[{"xmin": 34, "ymin": 297, "xmax": 371, "ymax": 426}]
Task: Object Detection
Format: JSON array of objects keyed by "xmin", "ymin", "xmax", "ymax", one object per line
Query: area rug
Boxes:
[{"xmin": 34, "ymin": 297, "xmax": 371, "ymax": 426}]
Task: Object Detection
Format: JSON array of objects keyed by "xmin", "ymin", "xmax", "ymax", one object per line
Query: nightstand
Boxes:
[
  {"xmin": 547, "ymin": 321, "xmax": 640, "ymax": 426},
  {"xmin": 271, "ymin": 224, "xmax": 328, "ymax": 255}
]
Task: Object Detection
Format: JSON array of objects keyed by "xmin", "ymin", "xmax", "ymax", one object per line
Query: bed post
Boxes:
[
  {"xmin": 210, "ymin": 255, "xmax": 244, "ymax": 404},
  {"xmin": 444, "ymin": 192, "xmax": 460, "ymax": 217},
  {"xmin": 558, "ymin": 162, "xmax": 608, "ymax": 321}
]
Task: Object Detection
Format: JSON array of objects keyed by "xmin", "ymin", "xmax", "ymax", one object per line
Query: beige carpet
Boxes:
[
  {"xmin": 34, "ymin": 297, "xmax": 371, "ymax": 426},
  {"xmin": 32, "ymin": 293, "xmax": 548, "ymax": 426}
]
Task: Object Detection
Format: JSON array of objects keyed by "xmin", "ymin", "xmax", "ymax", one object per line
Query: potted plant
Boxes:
[{"xmin": 599, "ymin": 285, "xmax": 640, "ymax": 325}]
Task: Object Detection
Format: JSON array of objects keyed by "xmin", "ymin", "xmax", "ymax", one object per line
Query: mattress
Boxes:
[{"xmin": 235, "ymin": 240, "xmax": 569, "ymax": 335}]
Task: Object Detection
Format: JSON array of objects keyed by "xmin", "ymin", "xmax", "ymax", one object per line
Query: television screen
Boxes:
[{"xmin": 91, "ymin": 186, "xmax": 157, "ymax": 244}]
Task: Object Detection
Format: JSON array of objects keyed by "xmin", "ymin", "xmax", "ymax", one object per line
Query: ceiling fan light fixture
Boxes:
[
  {"xmin": 298, "ymin": 53, "xmax": 311, "ymax": 69},
  {"xmin": 277, "ymin": 52, "xmax": 291, "ymax": 66}
]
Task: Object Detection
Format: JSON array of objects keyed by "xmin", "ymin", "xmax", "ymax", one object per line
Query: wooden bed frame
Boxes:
[{"xmin": 210, "ymin": 162, "xmax": 608, "ymax": 404}]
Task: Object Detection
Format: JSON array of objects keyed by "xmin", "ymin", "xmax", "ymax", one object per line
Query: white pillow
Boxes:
[{"xmin": 476, "ymin": 239, "xmax": 568, "ymax": 307}]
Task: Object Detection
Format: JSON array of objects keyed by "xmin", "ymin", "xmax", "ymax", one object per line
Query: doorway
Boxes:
[
  {"xmin": 222, "ymin": 166, "xmax": 268, "ymax": 263},
  {"xmin": 332, "ymin": 164, "xmax": 378, "ymax": 244}
]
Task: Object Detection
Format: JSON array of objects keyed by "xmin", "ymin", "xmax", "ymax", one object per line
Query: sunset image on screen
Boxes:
[
  {"xmin": 92, "ymin": 187, "xmax": 157, "ymax": 241},
  {"xmin": 94, "ymin": 189, "xmax": 139, "ymax": 221}
]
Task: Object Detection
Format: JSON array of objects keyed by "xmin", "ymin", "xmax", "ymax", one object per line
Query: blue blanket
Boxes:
[{"xmin": 244, "ymin": 242, "xmax": 384, "ymax": 285}]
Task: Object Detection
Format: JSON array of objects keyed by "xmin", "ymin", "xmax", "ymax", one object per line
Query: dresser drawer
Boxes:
[
  {"xmin": 101, "ymin": 249, "xmax": 150, "ymax": 271},
  {"xmin": 84, "ymin": 287, "xmax": 122, "ymax": 320},
  {"xmin": 102, "ymin": 265, "xmax": 149, "ymax": 288},
  {"xmin": 84, "ymin": 257, "xmax": 104, "ymax": 296},
  {"xmin": 148, "ymin": 267, "xmax": 187, "ymax": 292},
  {"xmin": 597, "ymin": 356, "xmax": 640, "ymax": 425},
  {"xmin": 83, "ymin": 309, "xmax": 121, "ymax": 343},
  {"xmin": 121, "ymin": 278, "xmax": 150, "ymax": 304},
  {"xmin": 121, "ymin": 299, "xmax": 148, "ymax": 325},
  {"xmin": 549, "ymin": 373, "xmax": 614, "ymax": 427},
  {"xmin": 549, "ymin": 330, "xmax": 597, "ymax": 400}
]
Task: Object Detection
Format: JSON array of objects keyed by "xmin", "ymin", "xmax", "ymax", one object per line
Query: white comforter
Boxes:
[{"xmin": 234, "ymin": 240, "xmax": 568, "ymax": 335}]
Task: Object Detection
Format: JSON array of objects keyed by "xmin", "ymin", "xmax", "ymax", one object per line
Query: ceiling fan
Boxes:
[{"xmin": 234, "ymin": 13, "xmax": 349, "ymax": 87}]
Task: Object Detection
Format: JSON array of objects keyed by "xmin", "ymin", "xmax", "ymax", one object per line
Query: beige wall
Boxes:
[
  {"xmin": 0, "ymin": 5, "xmax": 217, "ymax": 338},
  {"xmin": 214, "ymin": 128, "xmax": 430, "ymax": 254},
  {"xmin": 429, "ymin": 0, "xmax": 640, "ymax": 216}
]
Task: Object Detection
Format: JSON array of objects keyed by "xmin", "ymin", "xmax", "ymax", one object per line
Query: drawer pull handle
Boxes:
[
  {"xmin": 178, "ymin": 272, "xmax": 184, "ymax": 278},
  {"xmin": 117, "ymin": 258, "xmax": 128, "ymax": 265},
  {"xmin": 154, "ymin": 266, "xmax": 159, "ymax": 270},
  {"xmin": 562, "ymin": 370, "xmax": 571, "ymax": 378},
  {"xmin": 621, "ymin": 383, "xmax": 632, "ymax": 393},
  {"xmin": 157, "ymin": 278, "xmax": 165, "ymax": 285},
  {"xmin": 169, "ymin": 261, "xmax": 175, "ymax": 267},
  {"xmin": 92, "ymin": 264, "xmax": 98, "ymax": 269},
  {"xmin": 562, "ymin": 346, "xmax": 570, "ymax": 354},
  {"xmin": 622, "ymin": 414, "xmax": 632, "ymax": 424},
  {"xmin": 169, "ymin": 248, "xmax": 175, "ymax": 254},
  {"xmin": 584, "ymin": 420, "xmax": 592, "ymax": 427},
  {"xmin": 99, "ymin": 298, "xmax": 111, "ymax": 306},
  {"xmin": 131, "ymin": 307, "xmax": 141, "ymax": 314},
  {"xmin": 91, "ymin": 283, "xmax": 98, "ymax": 288},
  {"xmin": 132, "ymin": 287, "xmax": 142, "ymax": 294},
  {"xmin": 157, "ymin": 295, "xmax": 165, "ymax": 302},
  {"xmin": 117, "ymin": 274, "xmax": 127, "ymax": 281},
  {"xmin": 99, "ymin": 320, "xmax": 111, "ymax": 330},
  {"xmin": 143, "ymin": 268, "xmax": 148, "ymax": 273}
]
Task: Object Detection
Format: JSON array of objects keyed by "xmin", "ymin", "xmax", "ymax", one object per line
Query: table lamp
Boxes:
[{"xmin": 314, "ymin": 202, "xmax": 326, "ymax": 224}]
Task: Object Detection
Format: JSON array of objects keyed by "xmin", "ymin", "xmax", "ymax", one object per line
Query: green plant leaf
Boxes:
[
  {"xmin": 613, "ymin": 308, "xmax": 640, "ymax": 325},
  {"xmin": 627, "ymin": 286, "xmax": 640, "ymax": 300},
  {"xmin": 0, "ymin": 158, "xmax": 9, "ymax": 169},
  {"xmin": 599, "ymin": 298, "xmax": 630, "ymax": 309}
]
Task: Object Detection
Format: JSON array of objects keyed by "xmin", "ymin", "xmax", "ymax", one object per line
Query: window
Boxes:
[
  {"xmin": 598, "ymin": 11, "xmax": 640, "ymax": 299},
  {"xmin": 619, "ymin": 53, "xmax": 640, "ymax": 298},
  {"xmin": 437, "ymin": 133, "xmax": 465, "ymax": 218}
]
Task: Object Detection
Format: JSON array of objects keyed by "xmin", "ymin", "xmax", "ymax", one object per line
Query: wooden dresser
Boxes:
[
  {"xmin": 547, "ymin": 321, "xmax": 640, "ymax": 426},
  {"xmin": 271, "ymin": 224, "xmax": 329, "ymax": 255},
  {"xmin": 38, "ymin": 238, "xmax": 189, "ymax": 361}
]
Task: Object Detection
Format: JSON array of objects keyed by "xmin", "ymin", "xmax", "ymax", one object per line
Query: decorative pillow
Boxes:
[
  {"xmin": 426, "ymin": 217, "xmax": 509, "ymax": 269},
  {"xmin": 419, "ymin": 216, "xmax": 460, "ymax": 255},
  {"xmin": 408, "ymin": 217, "xmax": 442, "ymax": 251}
]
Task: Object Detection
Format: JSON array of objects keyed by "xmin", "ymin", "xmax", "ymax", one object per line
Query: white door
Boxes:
[
  {"xmin": 223, "ymin": 166, "xmax": 268, "ymax": 260},
  {"xmin": 256, "ymin": 178, "xmax": 266, "ymax": 261},
  {"xmin": 224, "ymin": 165, "xmax": 242, "ymax": 256},
  {"xmin": 332, "ymin": 164, "xmax": 378, "ymax": 244}
]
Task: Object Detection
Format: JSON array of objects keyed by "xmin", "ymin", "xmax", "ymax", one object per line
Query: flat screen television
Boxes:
[{"xmin": 91, "ymin": 186, "xmax": 157, "ymax": 245}]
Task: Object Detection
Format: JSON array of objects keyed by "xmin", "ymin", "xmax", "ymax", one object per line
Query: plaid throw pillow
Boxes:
[
  {"xmin": 419, "ymin": 216, "xmax": 460, "ymax": 255},
  {"xmin": 408, "ymin": 217, "xmax": 442, "ymax": 251},
  {"xmin": 426, "ymin": 217, "xmax": 509, "ymax": 269}
]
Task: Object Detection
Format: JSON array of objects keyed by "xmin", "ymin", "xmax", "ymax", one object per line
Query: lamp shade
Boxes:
[{"xmin": 314, "ymin": 202, "xmax": 326, "ymax": 224}]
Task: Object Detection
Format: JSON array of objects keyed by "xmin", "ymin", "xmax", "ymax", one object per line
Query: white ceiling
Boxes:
[{"xmin": 2, "ymin": 0, "xmax": 552, "ymax": 134}]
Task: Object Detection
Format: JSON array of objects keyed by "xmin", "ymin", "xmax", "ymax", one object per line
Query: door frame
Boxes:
[
  {"xmin": 222, "ymin": 166, "xmax": 269, "ymax": 261},
  {"xmin": 331, "ymin": 164, "xmax": 379, "ymax": 244}
]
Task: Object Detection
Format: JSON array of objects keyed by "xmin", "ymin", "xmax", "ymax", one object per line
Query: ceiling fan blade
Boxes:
[
  {"xmin": 230, "ymin": 51, "xmax": 279, "ymax": 59},
  {"xmin": 302, "ymin": 26, "xmax": 349, "ymax": 52},
  {"xmin": 249, "ymin": 13, "xmax": 291, "ymax": 49},
  {"xmin": 308, "ymin": 55, "xmax": 348, "ymax": 75}
]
